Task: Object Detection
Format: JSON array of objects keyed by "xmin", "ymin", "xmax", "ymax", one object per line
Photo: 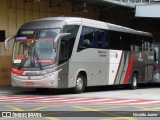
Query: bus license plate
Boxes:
[{"xmin": 25, "ymin": 82, "xmax": 34, "ymax": 86}]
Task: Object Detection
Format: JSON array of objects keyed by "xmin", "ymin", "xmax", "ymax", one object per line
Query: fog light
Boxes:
[{"xmin": 51, "ymin": 81, "xmax": 54, "ymax": 84}]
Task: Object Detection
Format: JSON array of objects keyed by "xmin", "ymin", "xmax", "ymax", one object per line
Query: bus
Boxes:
[
  {"xmin": 153, "ymin": 43, "xmax": 160, "ymax": 83},
  {"xmin": 4, "ymin": 17, "xmax": 154, "ymax": 93}
]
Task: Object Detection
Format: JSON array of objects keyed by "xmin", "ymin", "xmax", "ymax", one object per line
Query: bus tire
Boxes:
[
  {"xmin": 129, "ymin": 73, "xmax": 138, "ymax": 89},
  {"xmin": 74, "ymin": 74, "xmax": 85, "ymax": 94}
]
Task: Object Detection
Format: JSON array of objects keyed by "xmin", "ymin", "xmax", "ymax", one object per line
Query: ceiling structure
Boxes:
[
  {"xmin": 23, "ymin": 0, "xmax": 135, "ymax": 24},
  {"xmin": 68, "ymin": 0, "xmax": 135, "ymax": 19}
]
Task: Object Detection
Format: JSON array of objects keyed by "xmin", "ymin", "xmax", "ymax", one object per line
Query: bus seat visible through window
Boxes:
[{"xmin": 84, "ymin": 39, "xmax": 91, "ymax": 48}]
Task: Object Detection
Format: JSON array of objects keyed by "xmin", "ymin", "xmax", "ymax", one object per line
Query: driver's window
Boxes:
[
  {"xmin": 59, "ymin": 40, "xmax": 68, "ymax": 59},
  {"xmin": 58, "ymin": 25, "xmax": 79, "ymax": 65}
]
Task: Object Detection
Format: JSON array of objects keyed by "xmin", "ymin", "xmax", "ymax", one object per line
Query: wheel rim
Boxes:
[
  {"xmin": 133, "ymin": 76, "xmax": 137, "ymax": 87},
  {"xmin": 76, "ymin": 77, "xmax": 83, "ymax": 91}
]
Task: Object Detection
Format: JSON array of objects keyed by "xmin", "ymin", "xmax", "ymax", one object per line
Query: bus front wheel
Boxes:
[
  {"xmin": 129, "ymin": 73, "xmax": 138, "ymax": 89},
  {"xmin": 74, "ymin": 74, "xmax": 85, "ymax": 94}
]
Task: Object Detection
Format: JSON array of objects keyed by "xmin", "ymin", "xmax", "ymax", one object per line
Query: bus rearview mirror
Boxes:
[
  {"xmin": 4, "ymin": 35, "xmax": 16, "ymax": 50},
  {"xmin": 53, "ymin": 33, "xmax": 71, "ymax": 49}
]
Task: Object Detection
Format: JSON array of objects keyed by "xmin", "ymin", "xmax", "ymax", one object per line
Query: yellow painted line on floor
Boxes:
[
  {"xmin": 101, "ymin": 117, "xmax": 136, "ymax": 120},
  {"xmin": 27, "ymin": 105, "xmax": 64, "ymax": 111},
  {"xmin": 0, "ymin": 118, "xmax": 8, "ymax": 120},
  {"xmin": 73, "ymin": 105, "xmax": 99, "ymax": 111},
  {"xmin": 73, "ymin": 105, "xmax": 127, "ymax": 111},
  {"xmin": 0, "ymin": 110, "xmax": 15, "ymax": 111},
  {"xmin": 6, "ymin": 105, "xmax": 23, "ymax": 111},
  {"xmin": 97, "ymin": 106, "xmax": 127, "ymax": 110},
  {"xmin": 135, "ymin": 106, "xmax": 157, "ymax": 111},
  {"xmin": 44, "ymin": 117, "xmax": 60, "ymax": 120},
  {"xmin": 73, "ymin": 106, "xmax": 122, "ymax": 117},
  {"xmin": 77, "ymin": 105, "xmax": 126, "ymax": 110}
]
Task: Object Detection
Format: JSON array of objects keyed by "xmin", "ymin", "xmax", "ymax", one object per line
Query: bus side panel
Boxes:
[
  {"xmin": 57, "ymin": 61, "xmax": 69, "ymax": 88},
  {"xmin": 108, "ymin": 50, "xmax": 123, "ymax": 85},
  {"xmin": 118, "ymin": 51, "xmax": 130, "ymax": 85},
  {"xmin": 130, "ymin": 51, "xmax": 154, "ymax": 84},
  {"xmin": 69, "ymin": 48, "xmax": 109, "ymax": 87},
  {"xmin": 108, "ymin": 50, "xmax": 133, "ymax": 85},
  {"xmin": 110, "ymin": 50, "xmax": 154, "ymax": 85},
  {"xmin": 114, "ymin": 52, "xmax": 125, "ymax": 85}
]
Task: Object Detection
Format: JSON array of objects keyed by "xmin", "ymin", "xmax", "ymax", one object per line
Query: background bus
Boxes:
[
  {"xmin": 153, "ymin": 43, "xmax": 160, "ymax": 83},
  {"xmin": 4, "ymin": 17, "xmax": 154, "ymax": 93}
]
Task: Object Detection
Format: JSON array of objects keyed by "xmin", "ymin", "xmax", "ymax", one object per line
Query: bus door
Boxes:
[{"xmin": 134, "ymin": 35, "xmax": 153, "ymax": 82}]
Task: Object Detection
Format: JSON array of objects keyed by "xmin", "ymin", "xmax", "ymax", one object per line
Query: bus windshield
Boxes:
[{"xmin": 13, "ymin": 29, "xmax": 60, "ymax": 68}]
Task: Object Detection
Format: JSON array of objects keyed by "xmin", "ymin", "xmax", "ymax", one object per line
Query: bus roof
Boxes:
[{"xmin": 20, "ymin": 17, "xmax": 152, "ymax": 37}]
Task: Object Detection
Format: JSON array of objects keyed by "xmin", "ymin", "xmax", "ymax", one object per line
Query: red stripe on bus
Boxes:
[
  {"xmin": 124, "ymin": 54, "xmax": 134, "ymax": 84},
  {"xmin": 11, "ymin": 68, "xmax": 24, "ymax": 76}
]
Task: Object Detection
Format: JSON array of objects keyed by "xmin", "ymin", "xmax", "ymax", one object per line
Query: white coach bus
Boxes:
[{"xmin": 5, "ymin": 17, "xmax": 154, "ymax": 93}]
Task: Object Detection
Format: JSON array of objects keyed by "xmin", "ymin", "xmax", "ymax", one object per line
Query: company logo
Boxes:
[
  {"xmin": 115, "ymin": 53, "xmax": 118, "ymax": 58},
  {"xmin": 110, "ymin": 52, "xmax": 118, "ymax": 58}
]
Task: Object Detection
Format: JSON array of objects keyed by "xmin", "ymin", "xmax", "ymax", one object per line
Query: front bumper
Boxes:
[{"xmin": 11, "ymin": 70, "xmax": 59, "ymax": 88}]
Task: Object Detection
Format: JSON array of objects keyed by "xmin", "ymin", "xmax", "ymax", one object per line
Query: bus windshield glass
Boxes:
[{"xmin": 13, "ymin": 29, "xmax": 60, "ymax": 67}]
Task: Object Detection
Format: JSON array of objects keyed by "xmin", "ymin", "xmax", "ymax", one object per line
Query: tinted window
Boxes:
[
  {"xmin": 109, "ymin": 31, "xmax": 122, "ymax": 50},
  {"xmin": 98, "ymin": 30, "xmax": 108, "ymax": 49},
  {"xmin": 133, "ymin": 35, "xmax": 143, "ymax": 52},
  {"xmin": 143, "ymin": 36, "xmax": 153, "ymax": 52},
  {"xmin": 132, "ymin": 35, "xmax": 153, "ymax": 52},
  {"xmin": 77, "ymin": 27, "xmax": 108, "ymax": 52},
  {"xmin": 122, "ymin": 33, "xmax": 133, "ymax": 51}
]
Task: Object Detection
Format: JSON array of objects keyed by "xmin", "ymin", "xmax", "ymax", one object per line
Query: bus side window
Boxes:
[
  {"xmin": 134, "ymin": 35, "xmax": 142, "ymax": 52},
  {"xmin": 102, "ymin": 32, "xmax": 107, "ymax": 49},
  {"xmin": 145, "ymin": 36, "xmax": 154, "ymax": 52},
  {"xmin": 98, "ymin": 30, "xmax": 107, "ymax": 49},
  {"xmin": 122, "ymin": 33, "xmax": 133, "ymax": 51},
  {"xmin": 78, "ymin": 27, "xmax": 108, "ymax": 51},
  {"xmin": 78, "ymin": 27, "xmax": 95, "ymax": 51},
  {"xmin": 109, "ymin": 31, "xmax": 122, "ymax": 50}
]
